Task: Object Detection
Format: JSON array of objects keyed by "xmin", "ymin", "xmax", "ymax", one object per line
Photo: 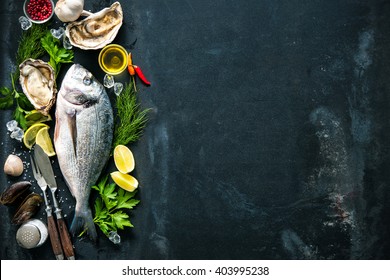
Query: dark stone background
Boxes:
[{"xmin": 1, "ymin": 0, "xmax": 390, "ymax": 259}]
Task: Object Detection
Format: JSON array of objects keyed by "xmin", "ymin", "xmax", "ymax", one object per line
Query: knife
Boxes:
[
  {"xmin": 34, "ymin": 144, "xmax": 76, "ymax": 260},
  {"xmin": 30, "ymin": 154, "xmax": 64, "ymax": 260}
]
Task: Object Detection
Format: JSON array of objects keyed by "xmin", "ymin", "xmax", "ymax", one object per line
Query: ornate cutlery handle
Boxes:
[
  {"xmin": 56, "ymin": 214, "xmax": 75, "ymax": 260},
  {"xmin": 47, "ymin": 211, "xmax": 64, "ymax": 260},
  {"xmin": 52, "ymin": 190, "xmax": 75, "ymax": 260}
]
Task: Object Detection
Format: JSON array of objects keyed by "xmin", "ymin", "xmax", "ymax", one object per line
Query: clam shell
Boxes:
[
  {"xmin": 19, "ymin": 59, "xmax": 57, "ymax": 116},
  {"xmin": 65, "ymin": 2, "xmax": 123, "ymax": 50}
]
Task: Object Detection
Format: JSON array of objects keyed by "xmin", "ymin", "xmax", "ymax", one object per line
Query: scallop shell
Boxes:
[
  {"xmin": 19, "ymin": 59, "xmax": 57, "ymax": 116},
  {"xmin": 65, "ymin": 2, "xmax": 123, "ymax": 50}
]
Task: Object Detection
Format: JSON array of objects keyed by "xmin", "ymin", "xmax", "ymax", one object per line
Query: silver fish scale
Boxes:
[{"xmin": 54, "ymin": 64, "xmax": 113, "ymax": 240}]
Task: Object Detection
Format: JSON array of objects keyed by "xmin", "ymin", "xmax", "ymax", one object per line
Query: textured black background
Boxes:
[{"xmin": 1, "ymin": 0, "xmax": 390, "ymax": 260}]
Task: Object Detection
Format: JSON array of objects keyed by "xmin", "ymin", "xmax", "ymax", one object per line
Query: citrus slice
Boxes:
[
  {"xmin": 35, "ymin": 127, "xmax": 56, "ymax": 157},
  {"xmin": 110, "ymin": 171, "xmax": 138, "ymax": 192},
  {"xmin": 25, "ymin": 110, "xmax": 52, "ymax": 126},
  {"xmin": 113, "ymin": 145, "xmax": 135, "ymax": 174},
  {"xmin": 23, "ymin": 123, "xmax": 49, "ymax": 149}
]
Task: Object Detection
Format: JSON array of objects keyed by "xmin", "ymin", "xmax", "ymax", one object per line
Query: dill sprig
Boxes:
[
  {"xmin": 112, "ymin": 81, "xmax": 150, "ymax": 148},
  {"xmin": 14, "ymin": 23, "xmax": 49, "ymax": 80}
]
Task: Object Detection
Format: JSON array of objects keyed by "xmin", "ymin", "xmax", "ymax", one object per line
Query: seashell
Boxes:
[
  {"xmin": 0, "ymin": 181, "xmax": 31, "ymax": 205},
  {"xmin": 4, "ymin": 154, "xmax": 24, "ymax": 177},
  {"xmin": 19, "ymin": 59, "xmax": 57, "ymax": 116},
  {"xmin": 12, "ymin": 193, "xmax": 43, "ymax": 225},
  {"xmin": 65, "ymin": 2, "xmax": 123, "ymax": 50}
]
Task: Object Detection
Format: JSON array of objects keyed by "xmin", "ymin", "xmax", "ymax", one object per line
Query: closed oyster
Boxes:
[
  {"xmin": 19, "ymin": 59, "xmax": 57, "ymax": 116},
  {"xmin": 65, "ymin": 2, "xmax": 123, "ymax": 50}
]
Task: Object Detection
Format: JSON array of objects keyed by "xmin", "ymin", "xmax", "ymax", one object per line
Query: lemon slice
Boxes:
[
  {"xmin": 25, "ymin": 110, "xmax": 52, "ymax": 127},
  {"xmin": 35, "ymin": 127, "xmax": 56, "ymax": 157},
  {"xmin": 114, "ymin": 145, "xmax": 135, "ymax": 174},
  {"xmin": 111, "ymin": 171, "xmax": 138, "ymax": 192},
  {"xmin": 23, "ymin": 123, "xmax": 49, "ymax": 149}
]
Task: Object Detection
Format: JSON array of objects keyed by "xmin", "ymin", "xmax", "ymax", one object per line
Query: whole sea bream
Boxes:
[{"xmin": 54, "ymin": 64, "xmax": 113, "ymax": 240}]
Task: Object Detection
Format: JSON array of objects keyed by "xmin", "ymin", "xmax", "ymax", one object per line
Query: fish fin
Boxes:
[
  {"xmin": 54, "ymin": 113, "xmax": 59, "ymax": 143},
  {"xmin": 70, "ymin": 208, "xmax": 97, "ymax": 241},
  {"xmin": 70, "ymin": 114, "xmax": 78, "ymax": 158},
  {"xmin": 62, "ymin": 111, "xmax": 78, "ymax": 159}
]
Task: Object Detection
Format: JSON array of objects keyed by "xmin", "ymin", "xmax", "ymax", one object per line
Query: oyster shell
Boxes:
[
  {"xmin": 19, "ymin": 59, "xmax": 56, "ymax": 116},
  {"xmin": 65, "ymin": 2, "xmax": 123, "ymax": 50}
]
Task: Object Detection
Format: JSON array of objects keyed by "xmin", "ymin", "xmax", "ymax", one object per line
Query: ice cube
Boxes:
[
  {"xmin": 19, "ymin": 16, "xmax": 32, "ymax": 31},
  {"xmin": 10, "ymin": 127, "xmax": 24, "ymax": 142},
  {"xmin": 103, "ymin": 74, "xmax": 115, "ymax": 88},
  {"xmin": 108, "ymin": 231, "xmax": 121, "ymax": 244},
  {"xmin": 6, "ymin": 120, "xmax": 18, "ymax": 132},
  {"xmin": 114, "ymin": 82, "xmax": 124, "ymax": 96},
  {"xmin": 63, "ymin": 35, "xmax": 73, "ymax": 50},
  {"xmin": 50, "ymin": 27, "xmax": 65, "ymax": 39}
]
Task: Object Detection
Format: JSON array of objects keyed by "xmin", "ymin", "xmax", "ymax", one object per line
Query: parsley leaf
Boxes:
[
  {"xmin": 41, "ymin": 32, "xmax": 74, "ymax": 77},
  {"xmin": 116, "ymin": 188, "xmax": 140, "ymax": 210},
  {"xmin": 14, "ymin": 107, "xmax": 27, "ymax": 131},
  {"xmin": 1, "ymin": 74, "xmax": 35, "ymax": 130},
  {"xmin": 91, "ymin": 175, "xmax": 140, "ymax": 239},
  {"xmin": 0, "ymin": 87, "xmax": 14, "ymax": 109},
  {"xmin": 112, "ymin": 211, "xmax": 133, "ymax": 230}
]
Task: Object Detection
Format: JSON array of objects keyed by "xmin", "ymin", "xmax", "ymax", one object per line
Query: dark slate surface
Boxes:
[{"xmin": 1, "ymin": 0, "xmax": 390, "ymax": 260}]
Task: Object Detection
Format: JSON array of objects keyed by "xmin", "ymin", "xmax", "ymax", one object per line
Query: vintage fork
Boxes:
[{"xmin": 30, "ymin": 155, "xmax": 64, "ymax": 260}]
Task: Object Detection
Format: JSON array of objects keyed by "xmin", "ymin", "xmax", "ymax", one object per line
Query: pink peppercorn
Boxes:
[{"xmin": 26, "ymin": 0, "xmax": 53, "ymax": 21}]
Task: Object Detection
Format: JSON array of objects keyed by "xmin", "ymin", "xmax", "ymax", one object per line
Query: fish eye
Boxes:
[{"xmin": 83, "ymin": 77, "xmax": 92, "ymax": 85}]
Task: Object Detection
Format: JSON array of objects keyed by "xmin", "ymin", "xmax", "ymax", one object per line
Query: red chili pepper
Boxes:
[{"xmin": 133, "ymin": 65, "xmax": 151, "ymax": 86}]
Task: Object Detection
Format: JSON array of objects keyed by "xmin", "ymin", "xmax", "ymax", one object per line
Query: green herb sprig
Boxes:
[
  {"xmin": 0, "ymin": 75, "xmax": 34, "ymax": 130},
  {"xmin": 92, "ymin": 175, "xmax": 140, "ymax": 237},
  {"xmin": 41, "ymin": 32, "xmax": 74, "ymax": 77},
  {"xmin": 0, "ymin": 24, "xmax": 49, "ymax": 129},
  {"xmin": 15, "ymin": 23, "xmax": 49, "ymax": 77},
  {"xmin": 113, "ymin": 81, "xmax": 150, "ymax": 148}
]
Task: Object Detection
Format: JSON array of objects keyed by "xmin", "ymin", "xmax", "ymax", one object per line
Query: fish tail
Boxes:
[{"xmin": 71, "ymin": 206, "xmax": 97, "ymax": 241}]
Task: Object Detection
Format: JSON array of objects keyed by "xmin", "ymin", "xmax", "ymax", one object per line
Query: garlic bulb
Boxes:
[
  {"xmin": 4, "ymin": 155, "xmax": 24, "ymax": 177},
  {"xmin": 54, "ymin": 0, "xmax": 85, "ymax": 22}
]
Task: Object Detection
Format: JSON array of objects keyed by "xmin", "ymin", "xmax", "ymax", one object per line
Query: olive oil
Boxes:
[{"xmin": 98, "ymin": 44, "xmax": 128, "ymax": 75}]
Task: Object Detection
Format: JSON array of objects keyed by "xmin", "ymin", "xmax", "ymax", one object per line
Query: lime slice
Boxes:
[
  {"xmin": 110, "ymin": 171, "xmax": 138, "ymax": 192},
  {"xmin": 23, "ymin": 123, "xmax": 49, "ymax": 149},
  {"xmin": 113, "ymin": 145, "xmax": 135, "ymax": 174}
]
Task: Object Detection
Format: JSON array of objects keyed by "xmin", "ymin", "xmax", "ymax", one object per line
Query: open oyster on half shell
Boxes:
[
  {"xmin": 65, "ymin": 1, "xmax": 123, "ymax": 50},
  {"xmin": 19, "ymin": 59, "xmax": 57, "ymax": 116}
]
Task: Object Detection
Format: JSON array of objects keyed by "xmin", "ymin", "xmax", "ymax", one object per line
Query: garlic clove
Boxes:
[{"xmin": 4, "ymin": 154, "xmax": 24, "ymax": 177}]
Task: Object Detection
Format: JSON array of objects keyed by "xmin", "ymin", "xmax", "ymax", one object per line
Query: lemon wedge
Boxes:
[
  {"xmin": 111, "ymin": 171, "xmax": 138, "ymax": 192},
  {"xmin": 113, "ymin": 145, "xmax": 135, "ymax": 174},
  {"xmin": 23, "ymin": 123, "xmax": 49, "ymax": 149},
  {"xmin": 35, "ymin": 127, "xmax": 56, "ymax": 157},
  {"xmin": 25, "ymin": 110, "xmax": 52, "ymax": 125}
]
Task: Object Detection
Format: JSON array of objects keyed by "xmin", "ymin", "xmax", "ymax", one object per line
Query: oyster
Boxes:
[
  {"xmin": 65, "ymin": 2, "xmax": 123, "ymax": 50},
  {"xmin": 19, "ymin": 59, "xmax": 56, "ymax": 116}
]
